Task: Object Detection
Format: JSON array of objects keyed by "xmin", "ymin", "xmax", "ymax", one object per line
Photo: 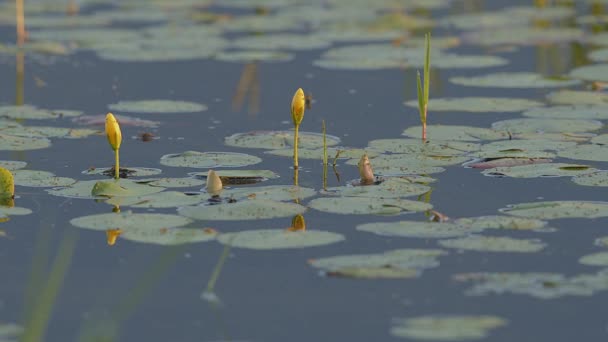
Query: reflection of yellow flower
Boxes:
[
  {"xmin": 106, "ymin": 228, "xmax": 122, "ymax": 246},
  {"xmin": 291, "ymin": 88, "xmax": 305, "ymax": 126},
  {"xmin": 0, "ymin": 167, "xmax": 15, "ymax": 201},
  {"xmin": 105, "ymin": 113, "xmax": 122, "ymax": 151}
]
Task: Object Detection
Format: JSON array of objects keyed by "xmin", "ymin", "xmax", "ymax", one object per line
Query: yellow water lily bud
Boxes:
[
  {"xmin": 206, "ymin": 170, "xmax": 223, "ymax": 196},
  {"xmin": 358, "ymin": 154, "xmax": 375, "ymax": 184},
  {"xmin": 105, "ymin": 113, "xmax": 122, "ymax": 151},
  {"xmin": 0, "ymin": 167, "xmax": 15, "ymax": 200},
  {"xmin": 291, "ymin": 88, "xmax": 305, "ymax": 126},
  {"xmin": 106, "ymin": 228, "xmax": 122, "ymax": 246},
  {"xmin": 288, "ymin": 214, "xmax": 306, "ymax": 232}
]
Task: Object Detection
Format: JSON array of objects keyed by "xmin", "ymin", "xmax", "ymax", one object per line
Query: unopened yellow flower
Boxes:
[
  {"xmin": 287, "ymin": 214, "xmax": 306, "ymax": 232},
  {"xmin": 291, "ymin": 88, "xmax": 305, "ymax": 126},
  {"xmin": 358, "ymin": 154, "xmax": 374, "ymax": 184},
  {"xmin": 105, "ymin": 113, "xmax": 122, "ymax": 151},
  {"xmin": 206, "ymin": 170, "xmax": 223, "ymax": 196},
  {"xmin": 0, "ymin": 167, "xmax": 14, "ymax": 200}
]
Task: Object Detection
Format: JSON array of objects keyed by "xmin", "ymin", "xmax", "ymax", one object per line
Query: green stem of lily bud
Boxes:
[
  {"xmin": 293, "ymin": 125, "xmax": 299, "ymax": 169},
  {"xmin": 114, "ymin": 149, "xmax": 120, "ymax": 180}
]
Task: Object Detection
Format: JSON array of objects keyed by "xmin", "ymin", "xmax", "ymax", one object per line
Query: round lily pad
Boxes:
[
  {"xmin": 522, "ymin": 105, "xmax": 608, "ymax": 120},
  {"xmin": 121, "ymin": 227, "xmax": 218, "ymax": 245},
  {"xmin": 106, "ymin": 191, "xmax": 204, "ymax": 208},
  {"xmin": 0, "ymin": 206, "xmax": 32, "ymax": 219},
  {"xmin": 2, "ymin": 126, "xmax": 98, "ymax": 139},
  {"xmin": 404, "ymin": 97, "xmax": 543, "ymax": 113},
  {"xmin": 108, "ymin": 100, "xmax": 207, "ymax": 113},
  {"xmin": 178, "ymin": 199, "xmax": 307, "ymax": 221},
  {"xmin": 70, "ymin": 212, "xmax": 192, "ymax": 231},
  {"xmin": 160, "ymin": 151, "xmax": 261, "ymax": 168},
  {"xmin": 266, "ymin": 147, "xmax": 379, "ymax": 160},
  {"xmin": 222, "ymin": 185, "xmax": 316, "ymax": 202},
  {"xmin": 439, "ymin": 235, "xmax": 546, "ymax": 253},
  {"xmin": 0, "ymin": 105, "xmax": 82, "ymax": 120},
  {"xmin": 463, "ymin": 27, "xmax": 583, "ymax": 46},
  {"xmin": 591, "ymin": 134, "xmax": 608, "ymax": 145},
  {"xmin": 402, "ymin": 125, "xmax": 507, "ymax": 141},
  {"xmin": 232, "ymin": 33, "xmax": 331, "ymax": 51},
  {"xmin": 558, "ymin": 144, "xmax": 608, "ymax": 162},
  {"xmin": 189, "ymin": 169, "xmax": 279, "ymax": 184},
  {"xmin": 144, "ymin": 177, "xmax": 204, "ymax": 188},
  {"xmin": 217, "ymin": 229, "xmax": 344, "ymax": 250},
  {"xmin": 579, "ymin": 252, "xmax": 608, "ymax": 266},
  {"xmin": 82, "ymin": 167, "xmax": 162, "ymax": 177},
  {"xmin": 13, "ymin": 170, "xmax": 76, "ymax": 187},
  {"xmin": 454, "ymin": 216, "xmax": 548, "ymax": 231},
  {"xmin": 368, "ymin": 139, "xmax": 479, "ymax": 155},
  {"xmin": 325, "ymin": 178, "xmax": 430, "ymax": 198},
  {"xmin": 546, "ymin": 90, "xmax": 608, "ymax": 106},
  {"xmin": 391, "ymin": 315, "xmax": 507, "ymax": 341},
  {"xmin": 308, "ymin": 197, "xmax": 432, "ymax": 215},
  {"xmin": 0, "ymin": 133, "xmax": 51, "ymax": 151},
  {"xmin": 479, "ymin": 139, "xmax": 576, "ymax": 153},
  {"xmin": 225, "ymin": 130, "xmax": 340, "ymax": 149},
  {"xmin": 0, "ymin": 160, "xmax": 27, "ymax": 170},
  {"xmin": 572, "ymin": 172, "xmax": 608, "ymax": 187},
  {"xmin": 357, "ymin": 221, "xmax": 477, "ymax": 239},
  {"xmin": 450, "ymin": 72, "xmax": 580, "ymax": 88},
  {"xmin": 215, "ymin": 50, "xmax": 294, "ymax": 63},
  {"xmin": 482, "ymin": 163, "xmax": 596, "ymax": 178},
  {"xmin": 570, "ymin": 64, "xmax": 608, "ymax": 82},
  {"xmin": 47, "ymin": 179, "xmax": 164, "ymax": 199},
  {"xmin": 501, "ymin": 201, "xmax": 608, "ymax": 219},
  {"xmin": 492, "ymin": 118, "xmax": 602, "ymax": 134}
]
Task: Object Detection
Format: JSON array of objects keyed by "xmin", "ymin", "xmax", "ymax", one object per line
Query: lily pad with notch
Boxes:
[
  {"xmin": 120, "ymin": 227, "xmax": 218, "ymax": 245},
  {"xmin": 308, "ymin": 197, "xmax": 432, "ymax": 215},
  {"xmin": 178, "ymin": 199, "xmax": 307, "ymax": 221},
  {"xmin": 160, "ymin": 151, "xmax": 262, "ymax": 168}
]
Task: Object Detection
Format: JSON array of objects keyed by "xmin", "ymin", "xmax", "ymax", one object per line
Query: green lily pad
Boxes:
[
  {"xmin": 178, "ymin": 199, "xmax": 306, "ymax": 221},
  {"xmin": 450, "ymin": 72, "xmax": 580, "ymax": 88},
  {"xmin": 108, "ymin": 100, "xmax": 207, "ymax": 113},
  {"xmin": 225, "ymin": 130, "xmax": 340, "ymax": 149},
  {"xmin": 404, "ymin": 97, "xmax": 543, "ymax": 113},
  {"xmin": 442, "ymin": 6, "xmax": 574, "ymax": 30},
  {"xmin": 358, "ymin": 221, "xmax": 477, "ymax": 239},
  {"xmin": 591, "ymin": 134, "xmax": 608, "ymax": 145},
  {"xmin": 439, "ymin": 235, "xmax": 546, "ymax": 253},
  {"xmin": 189, "ymin": 169, "xmax": 279, "ymax": 184},
  {"xmin": 347, "ymin": 154, "xmax": 468, "ymax": 168},
  {"xmin": 222, "ymin": 185, "xmax": 316, "ymax": 202},
  {"xmin": 266, "ymin": 147, "xmax": 379, "ymax": 160},
  {"xmin": 0, "ymin": 160, "xmax": 26, "ymax": 170},
  {"xmin": 232, "ymin": 33, "xmax": 331, "ymax": 51},
  {"xmin": 308, "ymin": 197, "xmax": 432, "ymax": 215},
  {"xmin": 143, "ymin": 177, "xmax": 204, "ymax": 188},
  {"xmin": 215, "ymin": 50, "xmax": 294, "ymax": 63},
  {"xmin": 454, "ymin": 270, "xmax": 608, "ymax": 299},
  {"xmin": 454, "ymin": 216, "xmax": 548, "ymax": 231},
  {"xmin": 368, "ymin": 139, "xmax": 479, "ymax": 155},
  {"xmin": 0, "ymin": 105, "xmax": 82, "ymax": 120},
  {"xmin": 546, "ymin": 89, "xmax": 608, "ymax": 106},
  {"xmin": 558, "ymin": 144, "xmax": 608, "ymax": 162},
  {"xmin": 160, "ymin": 151, "xmax": 261, "ymax": 168},
  {"xmin": 106, "ymin": 191, "xmax": 204, "ymax": 208},
  {"xmin": 501, "ymin": 201, "xmax": 608, "ymax": 219},
  {"xmin": 522, "ymin": 105, "xmax": 608, "ymax": 120},
  {"xmin": 570, "ymin": 64, "xmax": 608, "ymax": 82},
  {"xmin": 579, "ymin": 252, "xmax": 608, "ymax": 266},
  {"xmin": 491, "ymin": 118, "xmax": 602, "ymax": 134},
  {"xmin": 70, "ymin": 212, "xmax": 192, "ymax": 231},
  {"xmin": 482, "ymin": 163, "xmax": 596, "ymax": 178},
  {"xmin": 1, "ymin": 126, "xmax": 98, "ymax": 139},
  {"xmin": 325, "ymin": 178, "xmax": 431, "ymax": 198},
  {"xmin": 464, "ymin": 27, "xmax": 583, "ymax": 46},
  {"xmin": 403, "ymin": 125, "xmax": 507, "ymax": 141},
  {"xmin": 13, "ymin": 170, "xmax": 76, "ymax": 187},
  {"xmin": 391, "ymin": 315, "xmax": 507, "ymax": 341},
  {"xmin": 513, "ymin": 132, "xmax": 594, "ymax": 143},
  {"xmin": 572, "ymin": 172, "xmax": 608, "ymax": 187},
  {"xmin": 478, "ymin": 139, "xmax": 576, "ymax": 153},
  {"xmin": 217, "ymin": 229, "xmax": 344, "ymax": 250},
  {"xmin": 83, "ymin": 167, "xmax": 162, "ymax": 177},
  {"xmin": 48, "ymin": 179, "xmax": 164, "ymax": 199},
  {"xmin": 309, "ymin": 249, "xmax": 446, "ymax": 279},
  {"xmin": 121, "ymin": 227, "xmax": 218, "ymax": 245},
  {"xmin": 0, "ymin": 133, "xmax": 51, "ymax": 151},
  {"xmin": 595, "ymin": 236, "xmax": 608, "ymax": 247},
  {"xmin": 0, "ymin": 206, "xmax": 32, "ymax": 219},
  {"xmin": 588, "ymin": 48, "xmax": 608, "ymax": 62}
]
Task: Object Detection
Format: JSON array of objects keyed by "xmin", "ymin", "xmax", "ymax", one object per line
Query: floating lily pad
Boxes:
[
  {"xmin": 83, "ymin": 167, "xmax": 162, "ymax": 177},
  {"xmin": 479, "ymin": 139, "xmax": 576, "ymax": 153},
  {"xmin": 70, "ymin": 212, "xmax": 192, "ymax": 231},
  {"xmin": 443, "ymin": 6, "xmax": 574, "ymax": 30},
  {"xmin": 570, "ymin": 64, "xmax": 608, "ymax": 82},
  {"xmin": 232, "ymin": 33, "xmax": 331, "ymax": 51},
  {"xmin": 308, "ymin": 197, "xmax": 432, "ymax": 215},
  {"xmin": 572, "ymin": 172, "xmax": 608, "ymax": 187},
  {"xmin": 160, "ymin": 151, "xmax": 261, "ymax": 168},
  {"xmin": 325, "ymin": 178, "xmax": 430, "ymax": 198},
  {"xmin": 514, "ymin": 132, "xmax": 594, "ymax": 143},
  {"xmin": 108, "ymin": 100, "xmax": 207, "ymax": 113},
  {"xmin": 217, "ymin": 229, "xmax": 344, "ymax": 250},
  {"xmin": 463, "ymin": 27, "xmax": 583, "ymax": 46},
  {"xmin": 1, "ymin": 126, "xmax": 98, "ymax": 139},
  {"xmin": 73, "ymin": 114, "xmax": 160, "ymax": 128},
  {"xmin": 266, "ymin": 147, "xmax": 379, "ymax": 160},
  {"xmin": 358, "ymin": 221, "xmax": 476, "ymax": 239},
  {"xmin": 144, "ymin": 177, "xmax": 204, "ymax": 188},
  {"xmin": 482, "ymin": 163, "xmax": 596, "ymax": 178},
  {"xmin": 0, "ymin": 206, "xmax": 32, "ymax": 219},
  {"xmin": 454, "ymin": 216, "xmax": 548, "ymax": 231},
  {"xmin": 404, "ymin": 97, "xmax": 542, "ymax": 113},
  {"xmin": 121, "ymin": 227, "xmax": 217, "ymax": 245},
  {"xmin": 591, "ymin": 134, "xmax": 608, "ymax": 145},
  {"xmin": 467, "ymin": 158, "xmax": 552, "ymax": 170},
  {"xmin": 106, "ymin": 191, "xmax": 204, "ymax": 208},
  {"xmin": 492, "ymin": 118, "xmax": 602, "ymax": 134},
  {"xmin": 595, "ymin": 236, "xmax": 608, "ymax": 247},
  {"xmin": 13, "ymin": 170, "xmax": 76, "ymax": 187},
  {"xmin": 189, "ymin": 169, "xmax": 278, "ymax": 185},
  {"xmin": 48, "ymin": 179, "xmax": 164, "ymax": 199},
  {"xmin": 454, "ymin": 270, "xmax": 608, "ymax": 299},
  {"xmin": 349, "ymin": 154, "xmax": 468, "ymax": 169},
  {"xmin": 179, "ymin": 199, "xmax": 306, "ymax": 221},
  {"xmin": 215, "ymin": 50, "xmax": 294, "ymax": 63},
  {"xmin": 403, "ymin": 125, "xmax": 507, "ymax": 141},
  {"xmin": 579, "ymin": 252, "xmax": 608, "ymax": 266},
  {"xmin": 0, "ymin": 133, "xmax": 51, "ymax": 151},
  {"xmin": 558, "ymin": 144, "xmax": 608, "ymax": 162},
  {"xmin": 450, "ymin": 72, "xmax": 580, "ymax": 88},
  {"xmin": 439, "ymin": 235, "xmax": 545, "ymax": 253},
  {"xmin": 309, "ymin": 249, "xmax": 446, "ymax": 279},
  {"xmin": 391, "ymin": 315, "xmax": 507, "ymax": 341},
  {"xmin": 368, "ymin": 139, "xmax": 479, "ymax": 155},
  {"xmin": 546, "ymin": 90, "xmax": 608, "ymax": 106},
  {"xmin": 501, "ymin": 201, "xmax": 608, "ymax": 219},
  {"xmin": 0, "ymin": 105, "xmax": 82, "ymax": 120},
  {"xmin": 225, "ymin": 130, "xmax": 340, "ymax": 149},
  {"xmin": 0, "ymin": 160, "xmax": 26, "ymax": 170},
  {"xmin": 222, "ymin": 185, "xmax": 316, "ymax": 202},
  {"xmin": 522, "ymin": 105, "xmax": 608, "ymax": 120}
]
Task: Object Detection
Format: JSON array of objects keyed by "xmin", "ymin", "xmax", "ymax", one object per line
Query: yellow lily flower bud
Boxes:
[
  {"xmin": 288, "ymin": 214, "xmax": 306, "ymax": 232},
  {"xmin": 291, "ymin": 88, "xmax": 305, "ymax": 126},
  {"xmin": 0, "ymin": 167, "xmax": 15, "ymax": 201},
  {"xmin": 358, "ymin": 154, "xmax": 375, "ymax": 184},
  {"xmin": 105, "ymin": 113, "xmax": 122, "ymax": 151},
  {"xmin": 206, "ymin": 170, "xmax": 223, "ymax": 196}
]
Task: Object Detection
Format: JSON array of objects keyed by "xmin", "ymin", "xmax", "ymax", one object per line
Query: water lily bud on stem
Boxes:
[
  {"xmin": 105, "ymin": 113, "xmax": 122, "ymax": 179},
  {"xmin": 291, "ymin": 88, "xmax": 306, "ymax": 169},
  {"xmin": 0, "ymin": 167, "xmax": 15, "ymax": 202},
  {"xmin": 206, "ymin": 170, "xmax": 223, "ymax": 197},
  {"xmin": 358, "ymin": 154, "xmax": 375, "ymax": 184}
]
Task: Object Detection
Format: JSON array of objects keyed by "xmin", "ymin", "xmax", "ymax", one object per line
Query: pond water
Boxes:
[{"xmin": 1, "ymin": 0, "xmax": 608, "ymax": 341}]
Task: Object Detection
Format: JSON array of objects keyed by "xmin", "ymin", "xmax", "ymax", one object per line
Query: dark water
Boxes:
[{"xmin": 1, "ymin": 0, "xmax": 608, "ymax": 341}]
